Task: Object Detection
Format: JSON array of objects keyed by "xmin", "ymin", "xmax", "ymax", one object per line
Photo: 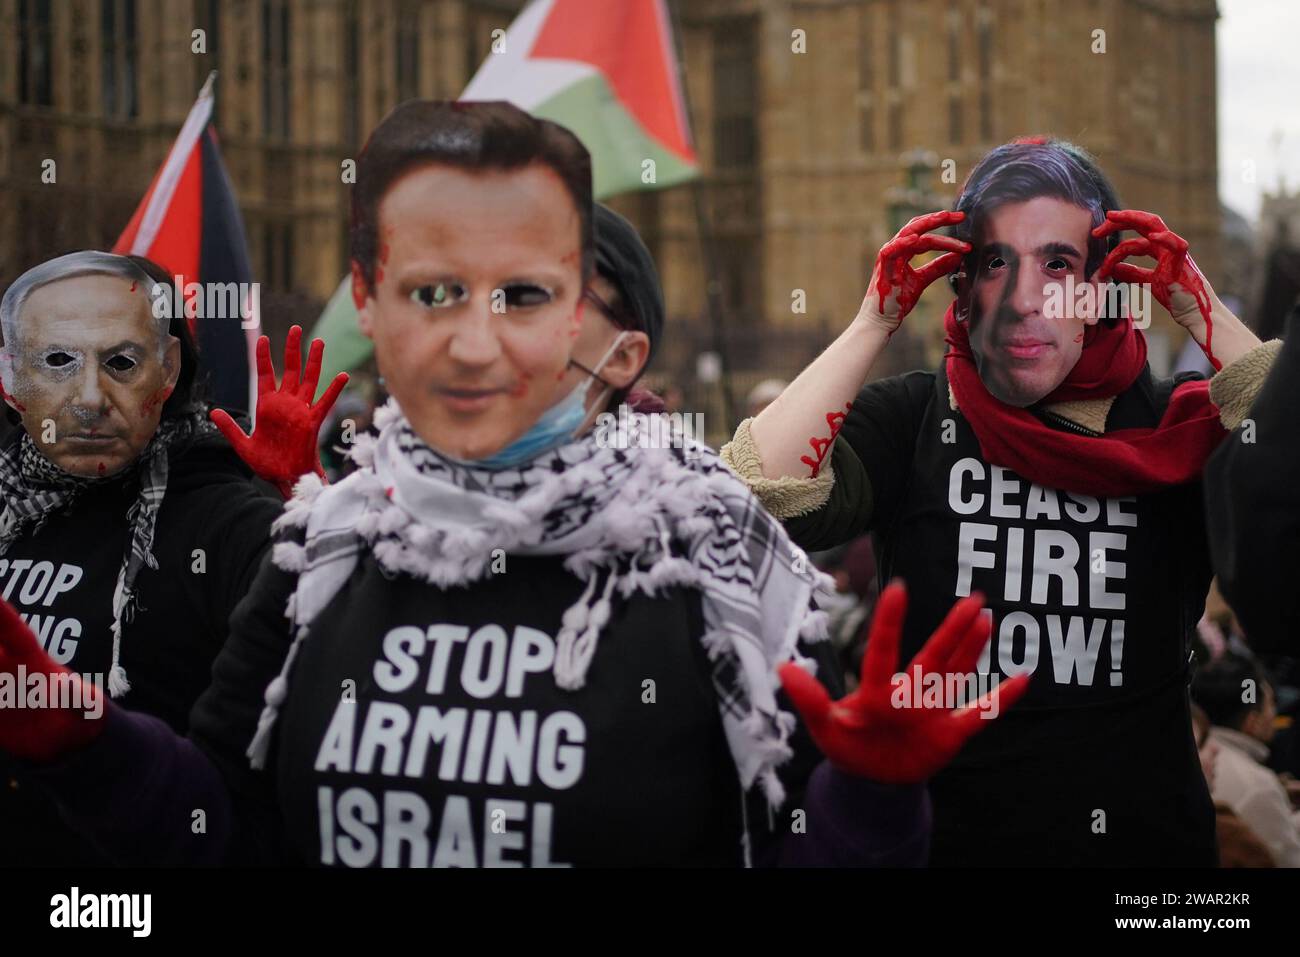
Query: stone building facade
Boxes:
[{"xmin": 2, "ymin": 0, "xmax": 1223, "ymax": 413}]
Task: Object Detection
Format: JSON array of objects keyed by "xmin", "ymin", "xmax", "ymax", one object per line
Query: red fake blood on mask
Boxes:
[
  {"xmin": 375, "ymin": 264, "xmax": 385, "ymax": 285},
  {"xmin": 799, "ymin": 402, "xmax": 854, "ymax": 478},
  {"xmin": 97, "ymin": 462, "xmax": 106, "ymax": 476},
  {"xmin": 129, "ymin": 280, "xmax": 137, "ymax": 292},
  {"xmin": 509, "ymin": 372, "xmax": 531, "ymax": 399},
  {"xmin": 141, "ymin": 384, "xmax": 173, "ymax": 415},
  {"xmin": 349, "ymin": 261, "xmax": 368, "ymax": 310}
]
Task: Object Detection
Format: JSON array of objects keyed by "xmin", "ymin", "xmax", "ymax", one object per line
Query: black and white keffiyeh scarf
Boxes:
[
  {"xmin": 250, "ymin": 399, "xmax": 835, "ymax": 812},
  {"xmin": 0, "ymin": 410, "xmax": 214, "ymax": 697}
]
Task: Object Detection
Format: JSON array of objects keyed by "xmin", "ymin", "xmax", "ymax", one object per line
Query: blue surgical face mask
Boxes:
[{"xmin": 444, "ymin": 332, "xmax": 628, "ymax": 471}]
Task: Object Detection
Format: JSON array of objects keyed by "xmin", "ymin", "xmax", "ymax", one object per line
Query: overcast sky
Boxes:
[{"xmin": 1217, "ymin": 0, "xmax": 1298, "ymax": 222}]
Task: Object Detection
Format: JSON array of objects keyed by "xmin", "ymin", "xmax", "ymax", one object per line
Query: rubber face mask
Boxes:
[{"xmin": 446, "ymin": 331, "xmax": 629, "ymax": 471}]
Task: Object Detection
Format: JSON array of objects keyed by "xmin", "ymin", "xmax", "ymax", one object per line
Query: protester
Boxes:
[
  {"xmin": 0, "ymin": 252, "xmax": 286, "ymax": 864},
  {"xmin": 812, "ymin": 535, "xmax": 879, "ymax": 688},
  {"xmin": 1193, "ymin": 652, "xmax": 1300, "ymax": 866},
  {"xmin": 722, "ymin": 136, "xmax": 1280, "ymax": 865},
  {"xmin": 1191, "ymin": 702, "xmax": 1275, "ymax": 867},
  {"xmin": 1204, "ymin": 301, "xmax": 1300, "ymax": 649},
  {"xmin": 0, "ymin": 102, "xmax": 1025, "ymax": 867},
  {"xmin": 318, "ymin": 390, "xmax": 375, "ymax": 481}
]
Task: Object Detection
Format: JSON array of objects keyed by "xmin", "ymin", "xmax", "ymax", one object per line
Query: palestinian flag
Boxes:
[
  {"xmin": 462, "ymin": 0, "xmax": 698, "ymax": 196},
  {"xmin": 113, "ymin": 73, "xmax": 256, "ymax": 413}
]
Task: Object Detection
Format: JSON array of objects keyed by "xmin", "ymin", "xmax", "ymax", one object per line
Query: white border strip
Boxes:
[{"xmin": 129, "ymin": 74, "xmax": 216, "ymax": 255}]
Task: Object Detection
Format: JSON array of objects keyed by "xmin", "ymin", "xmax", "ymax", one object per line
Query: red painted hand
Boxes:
[
  {"xmin": 210, "ymin": 325, "xmax": 349, "ymax": 498},
  {"xmin": 1093, "ymin": 209, "xmax": 1222, "ymax": 370},
  {"xmin": 0, "ymin": 599, "xmax": 106, "ymax": 763},
  {"xmin": 779, "ymin": 581, "xmax": 1029, "ymax": 784},
  {"xmin": 860, "ymin": 211, "xmax": 970, "ymax": 334}
]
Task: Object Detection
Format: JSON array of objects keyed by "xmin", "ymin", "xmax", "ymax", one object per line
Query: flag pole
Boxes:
[{"xmin": 663, "ymin": 0, "xmax": 736, "ymax": 428}]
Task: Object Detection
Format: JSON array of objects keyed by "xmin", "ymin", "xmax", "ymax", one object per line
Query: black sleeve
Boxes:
[
  {"xmin": 194, "ymin": 482, "xmax": 283, "ymax": 646},
  {"xmin": 1204, "ymin": 309, "xmax": 1300, "ymax": 654},
  {"xmin": 748, "ymin": 632, "xmax": 843, "ymax": 866},
  {"xmin": 215, "ymin": 496, "xmax": 283, "ymax": 629},
  {"xmin": 18, "ymin": 508, "xmax": 297, "ymax": 866},
  {"xmin": 783, "ymin": 371, "xmax": 933, "ymax": 552},
  {"xmin": 188, "ymin": 537, "xmax": 304, "ymax": 864}
]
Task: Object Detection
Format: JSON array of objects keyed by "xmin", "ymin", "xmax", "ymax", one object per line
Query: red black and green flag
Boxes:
[{"xmin": 113, "ymin": 73, "xmax": 256, "ymax": 413}]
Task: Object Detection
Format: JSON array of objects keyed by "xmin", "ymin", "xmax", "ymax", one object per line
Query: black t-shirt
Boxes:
[
  {"xmin": 193, "ymin": 538, "xmax": 833, "ymax": 867},
  {"xmin": 786, "ymin": 366, "xmax": 1217, "ymax": 866},
  {"xmin": 0, "ymin": 429, "xmax": 281, "ymax": 866}
]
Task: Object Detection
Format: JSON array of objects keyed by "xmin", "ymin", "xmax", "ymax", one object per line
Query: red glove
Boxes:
[
  {"xmin": 779, "ymin": 581, "xmax": 1029, "ymax": 784},
  {"xmin": 859, "ymin": 211, "xmax": 970, "ymax": 334},
  {"xmin": 211, "ymin": 325, "xmax": 349, "ymax": 498},
  {"xmin": 1093, "ymin": 209, "xmax": 1221, "ymax": 370},
  {"xmin": 0, "ymin": 599, "xmax": 107, "ymax": 764}
]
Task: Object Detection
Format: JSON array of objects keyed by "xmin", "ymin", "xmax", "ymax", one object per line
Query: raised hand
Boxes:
[
  {"xmin": 211, "ymin": 325, "xmax": 349, "ymax": 497},
  {"xmin": 779, "ymin": 581, "xmax": 1029, "ymax": 784},
  {"xmin": 0, "ymin": 599, "xmax": 106, "ymax": 763},
  {"xmin": 859, "ymin": 211, "xmax": 971, "ymax": 334},
  {"xmin": 1093, "ymin": 210, "xmax": 1223, "ymax": 370}
]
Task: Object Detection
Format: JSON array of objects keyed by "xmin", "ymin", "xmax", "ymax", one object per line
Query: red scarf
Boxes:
[{"xmin": 943, "ymin": 304, "xmax": 1227, "ymax": 498}]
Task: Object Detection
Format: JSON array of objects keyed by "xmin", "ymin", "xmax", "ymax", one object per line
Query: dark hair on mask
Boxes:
[
  {"xmin": 350, "ymin": 100, "xmax": 594, "ymax": 294},
  {"xmin": 124, "ymin": 255, "xmax": 207, "ymax": 418},
  {"xmin": 952, "ymin": 136, "xmax": 1123, "ymax": 286},
  {"xmin": 1191, "ymin": 650, "xmax": 1272, "ymax": 731}
]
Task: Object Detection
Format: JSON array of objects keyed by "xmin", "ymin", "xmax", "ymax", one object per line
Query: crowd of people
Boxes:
[{"xmin": 0, "ymin": 102, "xmax": 1296, "ymax": 868}]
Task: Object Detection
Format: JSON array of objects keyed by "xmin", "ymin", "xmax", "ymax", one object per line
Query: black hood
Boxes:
[{"xmin": 594, "ymin": 203, "xmax": 664, "ymax": 367}]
